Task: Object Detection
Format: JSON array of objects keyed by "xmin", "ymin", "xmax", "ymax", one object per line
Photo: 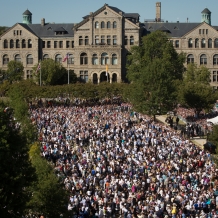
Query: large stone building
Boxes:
[{"xmin": 1, "ymin": 3, "xmax": 218, "ymax": 87}]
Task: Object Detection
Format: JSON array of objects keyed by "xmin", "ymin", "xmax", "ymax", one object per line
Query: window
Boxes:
[
  {"xmin": 101, "ymin": 36, "xmax": 105, "ymax": 44},
  {"xmin": 68, "ymin": 54, "xmax": 74, "ymax": 64},
  {"xmin": 55, "ymin": 54, "xmax": 62, "ymax": 63},
  {"xmin": 95, "ymin": 35, "xmax": 99, "ymax": 45},
  {"xmin": 26, "ymin": 70, "xmax": 32, "ymax": 79},
  {"xmin": 28, "ymin": 39, "xmax": 32, "ymax": 48},
  {"xmin": 59, "ymin": 41, "xmax": 63, "ymax": 48},
  {"xmin": 187, "ymin": 54, "xmax": 194, "ymax": 64},
  {"xmin": 112, "ymin": 54, "xmax": 118, "ymax": 65},
  {"xmin": 130, "ymin": 36, "xmax": 134, "ymax": 45},
  {"xmin": 195, "ymin": 39, "xmax": 199, "ymax": 48},
  {"xmin": 54, "ymin": 41, "xmax": 58, "ymax": 48},
  {"xmin": 107, "ymin": 35, "xmax": 111, "ymax": 45},
  {"xmin": 101, "ymin": 53, "xmax": 109, "ymax": 65},
  {"xmin": 15, "ymin": 54, "xmax": 21, "ymax": 62},
  {"xmin": 200, "ymin": 54, "xmax": 207, "ymax": 65},
  {"xmin": 101, "ymin": 21, "xmax": 105, "ymax": 28},
  {"xmin": 202, "ymin": 29, "xmax": 205, "ymax": 34},
  {"xmin": 66, "ymin": 41, "xmax": 70, "ymax": 48},
  {"xmin": 95, "ymin": 21, "xmax": 99, "ymax": 29},
  {"xmin": 124, "ymin": 36, "xmax": 128, "ymax": 45},
  {"xmin": 43, "ymin": 54, "xmax": 49, "ymax": 60},
  {"xmin": 214, "ymin": 39, "xmax": 218, "ymax": 48},
  {"xmin": 27, "ymin": 54, "xmax": 33, "ymax": 64},
  {"xmin": 113, "ymin": 35, "xmax": 117, "ymax": 45},
  {"xmin": 42, "ymin": 41, "xmax": 45, "ymax": 48},
  {"xmin": 47, "ymin": 41, "xmax": 51, "ymax": 48},
  {"xmin": 113, "ymin": 21, "xmax": 117, "ymax": 28},
  {"xmin": 213, "ymin": 71, "xmax": 218, "ymax": 82},
  {"xmin": 188, "ymin": 38, "xmax": 193, "ymax": 48},
  {"xmin": 201, "ymin": 38, "xmax": 206, "ymax": 48},
  {"xmin": 208, "ymin": 38, "xmax": 212, "ymax": 48},
  {"xmin": 213, "ymin": 55, "xmax": 218, "ymax": 65},
  {"xmin": 16, "ymin": 39, "xmax": 20, "ymax": 48},
  {"xmin": 80, "ymin": 71, "xmax": 88, "ymax": 83},
  {"xmin": 85, "ymin": 36, "xmax": 89, "ymax": 45},
  {"xmin": 107, "ymin": 21, "xmax": 111, "ymax": 28},
  {"xmin": 20, "ymin": 30, "xmax": 22, "ymax": 35},
  {"xmin": 206, "ymin": 29, "xmax": 208, "ymax": 34},
  {"xmin": 4, "ymin": 40, "xmax": 8, "ymax": 48},
  {"xmin": 71, "ymin": 41, "xmax": 74, "ymax": 48},
  {"xmin": 3, "ymin": 54, "xmax": 9, "ymax": 65},
  {"xmin": 175, "ymin": 40, "xmax": 179, "ymax": 48},
  {"xmin": 92, "ymin": 54, "xmax": 98, "ymax": 65},
  {"xmin": 79, "ymin": 36, "xmax": 83, "ymax": 45},
  {"xmin": 10, "ymin": 39, "xmax": 14, "ymax": 48},
  {"xmin": 80, "ymin": 53, "xmax": 88, "ymax": 65},
  {"xmin": 199, "ymin": 29, "xmax": 201, "ymax": 34}
]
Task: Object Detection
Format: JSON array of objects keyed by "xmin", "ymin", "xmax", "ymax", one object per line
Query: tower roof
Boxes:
[
  {"xmin": 23, "ymin": 9, "xmax": 32, "ymax": 15},
  {"xmin": 201, "ymin": 8, "xmax": 211, "ymax": 14}
]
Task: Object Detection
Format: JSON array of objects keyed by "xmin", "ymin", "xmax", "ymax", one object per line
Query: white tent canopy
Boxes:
[{"xmin": 207, "ymin": 116, "xmax": 218, "ymax": 124}]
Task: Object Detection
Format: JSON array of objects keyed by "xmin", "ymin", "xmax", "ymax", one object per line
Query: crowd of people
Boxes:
[{"xmin": 29, "ymin": 99, "xmax": 218, "ymax": 218}]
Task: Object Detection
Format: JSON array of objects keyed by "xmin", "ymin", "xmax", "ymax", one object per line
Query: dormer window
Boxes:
[{"xmin": 54, "ymin": 27, "xmax": 68, "ymax": 35}]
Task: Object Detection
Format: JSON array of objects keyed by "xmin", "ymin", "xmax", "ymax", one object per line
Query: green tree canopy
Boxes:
[
  {"xmin": 33, "ymin": 59, "xmax": 66, "ymax": 85},
  {"xmin": 5, "ymin": 60, "xmax": 24, "ymax": 83},
  {"xmin": 126, "ymin": 31, "xmax": 185, "ymax": 116}
]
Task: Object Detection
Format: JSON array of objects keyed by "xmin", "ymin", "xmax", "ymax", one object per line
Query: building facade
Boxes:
[{"xmin": 1, "ymin": 3, "xmax": 218, "ymax": 87}]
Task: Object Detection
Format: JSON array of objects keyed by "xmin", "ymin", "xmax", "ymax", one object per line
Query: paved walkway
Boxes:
[{"xmin": 156, "ymin": 115, "xmax": 206, "ymax": 148}]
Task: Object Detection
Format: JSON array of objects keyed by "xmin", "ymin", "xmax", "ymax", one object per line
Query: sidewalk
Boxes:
[{"xmin": 156, "ymin": 115, "xmax": 206, "ymax": 148}]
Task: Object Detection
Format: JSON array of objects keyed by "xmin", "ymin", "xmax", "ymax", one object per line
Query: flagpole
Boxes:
[
  {"xmin": 40, "ymin": 60, "xmax": 42, "ymax": 86},
  {"xmin": 68, "ymin": 59, "xmax": 69, "ymax": 85}
]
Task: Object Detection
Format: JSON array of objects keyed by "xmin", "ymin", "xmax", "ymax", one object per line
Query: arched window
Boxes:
[
  {"xmin": 187, "ymin": 54, "xmax": 194, "ymax": 64},
  {"xmin": 195, "ymin": 39, "xmax": 199, "ymax": 48},
  {"xmin": 201, "ymin": 38, "xmax": 206, "ymax": 48},
  {"xmin": 92, "ymin": 54, "xmax": 98, "ymax": 65},
  {"xmin": 10, "ymin": 39, "xmax": 14, "ymax": 48},
  {"xmin": 188, "ymin": 38, "xmax": 193, "ymax": 48},
  {"xmin": 175, "ymin": 40, "xmax": 179, "ymax": 48},
  {"xmin": 3, "ymin": 54, "xmax": 9, "ymax": 65},
  {"xmin": 85, "ymin": 36, "xmax": 89, "ymax": 45},
  {"xmin": 112, "ymin": 54, "xmax": 118, "ymax": 65},
  {"xmin": 28, "ymin": 39, "xmax": 32, "ymax": 48},
  {"xmin": 79, "ymin": 36, "xmax": 83, "ymax": 45},
  {"xmin": 27, "ymin": 54, "xmax": 33, "ymax": 64},
  {"xmin": 113, "ymin": 21, "xmax": 117, "ymax": 28},
  {"xmin": 107, "ymin": 21, "xmax": 111, "ymax": 28},
  {"xmin": 101, "ymin": 53, "xmax": 109, "ymax": 65},
  {"xmin": 80, "ymin": 53, "xmax": 88, "ymax": 65},
  {"xmin": 68, "ymin": 54, "xmax": 74, "ymax": 64},
  {"xmin": 214, "ymin": 38, "xmax": 218, "ymax": 48},
  {"xmin": 130, "ymin": 36, "xmax": 134, "ymax": 45},
  {"xmin": 22, "ymin": 39, "xmax": 26, "ymax": 48},
  {"xmin": 55, "ymin": 54, "xmax": 62, "ymax": 63},
  {"xmin": 15, "ymin": 54, "xmax": 21, "ymax": 62},
  {"xmin": 43, "ymin": 54, "xmax": 49, "ymax": 60},
  {"xmin": 213, "ymin": 54, "xmax": 218, "ymax": 65},
  {"xmin": 124, "ymin": 36, "xmax": 128, "ymax": 45},
  {"xmin": 101, "ymin": 21, "xmax": 105, "ymax": 28},
  {"xmin": 208, "ymin": 38, "xmax": 212, "ymax": 48},
  {"xmin": 16, "ymin": 39, "xmax": 20, "ymax": 48},
  {"xmin": 200, "ymin": 54, "xmax": 207, "ymax": 65},
  {"xmin": 95, "ymin": 21, "xmax": 99, "ymax": 29},
  {"xmin": 4, "ymin": 39, "xmax": 8, "ymax": 48}
]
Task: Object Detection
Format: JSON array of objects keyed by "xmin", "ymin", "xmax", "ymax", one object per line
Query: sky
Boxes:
[{"xmin": 1, "ymin": 0, "xmax": 218, "ymax": 27}]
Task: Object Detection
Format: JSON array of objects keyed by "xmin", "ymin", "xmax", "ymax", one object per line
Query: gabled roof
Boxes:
[
  {"xmin": 142, "ymin": 22, "xmax": 200, "ymax": 37},
  {"xmin": 23, "ymin": 9, "xmax": 32, "ymax": 15},
  {"xmin": 201, "ymin": 8, "xmax": 211, "ymax": 14}
]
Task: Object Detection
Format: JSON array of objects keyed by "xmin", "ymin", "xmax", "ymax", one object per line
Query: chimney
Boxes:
[
  {"xmin": 156, "ymin": 2, "xmax": 161, "ymax": 22},
  {"xmin": 41, "ymin": 18, "xmax": 45, "ymax": 26}
]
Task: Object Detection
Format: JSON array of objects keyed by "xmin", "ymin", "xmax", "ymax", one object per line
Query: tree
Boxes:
[
  {"xmin": 33, "ymin": 59, "xmax": 66, "ymax": 85},
  {"xmin": 26, "ymin": 144, "xmax": 69, "ymax": 217},
  {"xmin": 57, "ymin": 69, "xmax": 78, "ymax": 85},
  {"xmin": 5, "ymin": 60, "xmax": 24, "ymax": 83},
  {"xmin": 0, "ymin": 101, "xmax": 35, "ymax": 217},
  {"xmin": 126, "ymin": 31, "xmax": 185, "ymax": 117},
  {"xmin": 179, "ymin": 63, "xmax": 216, "ymax": 115}
]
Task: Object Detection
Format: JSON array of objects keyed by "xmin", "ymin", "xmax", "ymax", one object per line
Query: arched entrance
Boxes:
[
  {"xmin": 112, "ymin": 73, "xmax": 117, "ymax": 83},
  {"xmin": 100, "ymin": 71, "xmax": 110, "ymax": 82},
  {"xmin": 93, "ymin": 73, "xmax": 98, "ymax": 84}
]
